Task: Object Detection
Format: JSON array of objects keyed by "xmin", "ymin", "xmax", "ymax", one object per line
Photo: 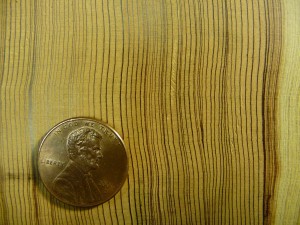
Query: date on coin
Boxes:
[{"xmin": 38, "ymin": 118, "xmax": 128, "ymax": 207}]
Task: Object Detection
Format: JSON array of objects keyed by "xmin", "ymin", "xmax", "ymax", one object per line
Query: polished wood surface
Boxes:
[{"xmin": 0, "ymin": 0, "xmax": 299, "ymax": 224}]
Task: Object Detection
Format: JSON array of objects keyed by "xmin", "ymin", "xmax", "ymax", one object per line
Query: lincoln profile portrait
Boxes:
[{"xmin": 52, "ymin": 127, "xmax": 104, "ymax": 204}]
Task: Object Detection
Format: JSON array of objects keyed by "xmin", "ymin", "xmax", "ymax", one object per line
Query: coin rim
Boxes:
[{"xmin": 37, "ymin": 117, "xmax": 129, "ymax": 207}]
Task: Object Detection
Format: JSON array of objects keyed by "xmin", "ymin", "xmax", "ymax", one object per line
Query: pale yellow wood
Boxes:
[
  {"xmin": 0, "ymin": 0, "xmax": 299, "ymax": 224},
  {"xmin": 274, "ymin": 0, "xmax": 300, "ymax": 224}
]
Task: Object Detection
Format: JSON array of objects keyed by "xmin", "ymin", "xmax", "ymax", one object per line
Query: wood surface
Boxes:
[{"xmin": 0, "ymin": 0, "xmax": 299, "ymax": 224}]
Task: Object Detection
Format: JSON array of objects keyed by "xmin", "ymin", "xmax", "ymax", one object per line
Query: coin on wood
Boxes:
[{"xmin": 38, "ymin": 118, "xmax": 128, "ymax": 207}]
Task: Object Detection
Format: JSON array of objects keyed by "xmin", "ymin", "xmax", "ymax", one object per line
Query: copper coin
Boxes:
[{"xmin": 38, "ymin": 118, "xmax": 128, "ymax": 207}]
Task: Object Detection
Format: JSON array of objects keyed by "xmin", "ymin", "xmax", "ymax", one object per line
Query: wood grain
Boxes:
[{"xmin": 0, "ymin": 0, "xmax": 299, "ymax": 224}]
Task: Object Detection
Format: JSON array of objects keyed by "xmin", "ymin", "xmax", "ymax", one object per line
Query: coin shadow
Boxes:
[{"xmin": 31, "ymin": 137, "xmax": 93, "ymax": 211}]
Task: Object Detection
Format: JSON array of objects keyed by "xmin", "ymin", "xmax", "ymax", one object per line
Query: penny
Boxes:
[{"xmin": 38, "ymin": 118, "xmax": 128, "ymax": 207}]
